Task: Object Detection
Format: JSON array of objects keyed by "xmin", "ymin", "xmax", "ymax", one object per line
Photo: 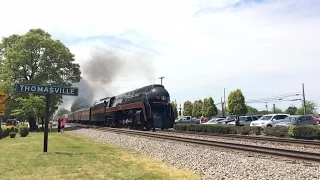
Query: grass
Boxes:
[{"xmin": 0, "ymin": 131, "xmax": 200, "ymax": 180}]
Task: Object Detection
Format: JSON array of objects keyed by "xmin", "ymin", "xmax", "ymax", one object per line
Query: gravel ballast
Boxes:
[
  {"xmin": 150, "ymin": 131, "xmax": 320, "ymax": 153},
  {"xmin": 72, "ymin": 128, "xmax": 320, "ymax": 180}
]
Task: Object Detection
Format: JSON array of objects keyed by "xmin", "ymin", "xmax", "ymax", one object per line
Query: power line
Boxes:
[{"xmin": 245, "ymin": 93, "xmax": 301, "ymax": 103}]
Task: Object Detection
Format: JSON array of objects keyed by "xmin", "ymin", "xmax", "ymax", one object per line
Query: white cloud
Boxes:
[{"xmin": 1, "ymin": 0, "xmax": 320, "ymax": 110}]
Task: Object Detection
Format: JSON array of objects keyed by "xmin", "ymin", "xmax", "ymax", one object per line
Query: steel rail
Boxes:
[
  {"xmin": 161, "ymin": 130, "xmax": 320, "ymax": 147},
  {"xmin": 77, "ymin": 125, "xmax": 320, "ymax": 163}
]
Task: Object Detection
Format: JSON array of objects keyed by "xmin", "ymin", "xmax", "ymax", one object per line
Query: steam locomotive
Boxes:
[{"xmin": 58, "ymin": 84, "xmax": 175, "ymax": 130}]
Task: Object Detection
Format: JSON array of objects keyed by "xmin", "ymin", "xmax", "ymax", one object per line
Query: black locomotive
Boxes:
[{"xmin": 62, "ymin": 84, "xmax": 175, "ymax": 130}]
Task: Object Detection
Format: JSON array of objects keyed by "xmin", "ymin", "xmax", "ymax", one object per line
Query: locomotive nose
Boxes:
[{"xmin": 150, "ymin": 87, "xmax": 170, "ymax": 102}]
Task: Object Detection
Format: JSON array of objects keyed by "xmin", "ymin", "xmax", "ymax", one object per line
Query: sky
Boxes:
[{"xmin": 1, "ymin": 0, "xmax": 320, "ymax": 112}]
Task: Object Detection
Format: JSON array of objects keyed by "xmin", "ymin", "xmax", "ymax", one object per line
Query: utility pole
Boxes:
[
  {"xmin": 178, "ymin": 104, "xmax": 182, "ymax": 117},
  {"xmin": 265, "ymin": 102, "xmax": 268, "ymax": 114},
  {"xmin": 159, "ymin": 76, "xmax": 165, "ymax": 85},
  {"xmin": 221, "ymin": 97, "xmax": 225, "ymax": 117},
  {"xmin": 302, "ymin": 83, "xmax": 307, "ymax": 115},
  {"xmin": 223, "ymin": 88, "xmax": 226, "ymax": 116},
  {"xmin": 273, "ymin": 104, "xmax": 275, "ymax": 113}
]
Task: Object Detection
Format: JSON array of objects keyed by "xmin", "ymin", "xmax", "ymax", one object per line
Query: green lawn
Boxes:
[{"xmin": 0, "ymin": 131, "xmax": 199, "ymax": 180}]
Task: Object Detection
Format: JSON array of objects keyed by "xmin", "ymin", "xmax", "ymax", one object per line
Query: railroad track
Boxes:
[
  {"xmin": 161, "ymin": 130, "xmax": 320, "ymax": 147},
  {"xmin": 76, "ymin": 124, "xmax": 320, "ymax": 163}
]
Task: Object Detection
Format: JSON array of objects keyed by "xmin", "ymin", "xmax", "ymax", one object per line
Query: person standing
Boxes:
[
  {"xmin": 61, "ymin": 119, "xmax": 66, "ymax": 133},
  {"xmin": 58, "ymin": 119, "xmax": 61, "ymax": 132},
  {"xmin": 200, "ymin": 116, "xmax": 204, "ymax": 124},
  {"xmin": 235, "ymin": 115, "xmax": 241, "ymax": 126}
]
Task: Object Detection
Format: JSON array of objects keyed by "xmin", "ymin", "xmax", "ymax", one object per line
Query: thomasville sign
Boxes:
[
  {"xmin": 14, "ymin": 83, "xmax": 79, "ymax": 152},
  {"xmin": 15, "ymin": 84, "xmax": 78, "ymax": 96}
]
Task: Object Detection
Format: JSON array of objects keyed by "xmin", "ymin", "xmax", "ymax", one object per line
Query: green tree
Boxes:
[
  {"xmin": 272, "ymin": 107, "xmax": 283, "ymax": 113},
  {"xmin": 201, "ymin": 97, "xmax": 218, "ymax": 117},
  {"xmin": 227, "ymin": 89, "xmax": 247, "ymax": 115},
  {"xmin": 71, "ymin": 97, "xmax": 90, "ymax": 112},
  {"xmin": 11, "ymin": 94, "xmax": 46, "ymax": 130},
  {"xmin": 183, "ymin": 101, "xmax": 193, "ymax": 116},
  {"xmin": 295, "ymin": 101, "xmax": 317, "ymax": 115},
  {"xmin": 170, "ymin": 101, "xmax": 178, "ymax": 119},
  {"xmin": 246, "ymin": 105, "xmax": 259, "ymax": 114},
  {"xmin": 192, "ymin": 99, "xmax": 203, "ymax": 117},
  {"xmin": 0, "ymin": 28, "xmax": 81, "ymax": 128},
  {"xmin": 285, "ymin": 106, "xmax": 297, "ymax": 115},
  {"xmin": 258, "ymin": 110, "xmax": 268, "ymax": 114},
  {"xmin": 56, "ymin": 108, "xmax": 70, "ymax": 116}
]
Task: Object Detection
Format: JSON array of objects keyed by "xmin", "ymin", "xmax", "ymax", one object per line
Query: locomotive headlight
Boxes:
[{"xmin": 161, "ymin": 96, "xmax": 166, "ymax": 100}]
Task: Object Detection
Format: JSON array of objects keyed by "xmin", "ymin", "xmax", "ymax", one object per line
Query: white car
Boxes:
[
  {"xmin": 203, "ymin": 118, "xmax": 225, "ymax": 124},
  {"xmin": 227, "ymin": 115, "xmax": 259, "ymax": 126},
  {"xmin": 250, "ymin": 114, "xmax": 290, "ymax": 128}
]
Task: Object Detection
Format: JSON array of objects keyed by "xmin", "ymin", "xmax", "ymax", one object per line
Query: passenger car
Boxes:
[
  {"xmin": 227, "ymin": 115, "xmax": 259, "ymax": 126},
  {"xmin": 250, "ymin": 114, "xmax": 289, "ymax": 127},
  {"xmin": 216, "ymin": 115, "xmax": 236, "ymax": 124},
  {"xmin": 174, "ymin": 116, "xmax": 199, "ymax": 124},
  {"xmin": 5, "ymin": 119, "xmax": 18, "ymax": 126},
  {"xmin": 311, "ymin": 115, "xmax": 320, "ymax": 124},
  {"xmin": 203, "ymin": 118, "xmax": 225, "ymax": 124},
  {"xmin": 275, "ymin": 115, "xmax": 318, "ymax": 127}
]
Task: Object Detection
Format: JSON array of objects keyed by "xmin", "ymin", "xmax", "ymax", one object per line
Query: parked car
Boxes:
[
  {"xmin": 216, "ymin": 115, "xmax": 237, "ymax": 124},
  {"xmin": 174, "ymin": 116, "xmax": 199, "ymax": 124},
  {"xmin": 253, "ymin": 115, "xmax": 263, "ymax": 119},
  {"xmin": 275, "ymin": 115, "xmax": 318, "ymax": 127},
  {"xmin": 311, "ymin": 115, "xmax": 320, "ymax": 124},
  {"xmin": 5, "ymin": 119, "xmax": 18, "ymax": 126},
  {"xmin": 250, "ymin": 114, "xmax": 290, "ymax": 127},
  {"xmin": 227, "ymin": 115, "xmax": 259, "ymax": 126},
  {"xmin": 203, "ymin": 118, "xmax": 225, "ymax": 124}
]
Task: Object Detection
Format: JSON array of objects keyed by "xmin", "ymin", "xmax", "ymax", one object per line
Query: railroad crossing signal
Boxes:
[{"xmin": 0, "ymin": 91, "xmax": 8, "ymax": 104}]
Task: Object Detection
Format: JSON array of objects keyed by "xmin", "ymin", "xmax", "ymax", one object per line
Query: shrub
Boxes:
[
  {"xmin": 38, "ymin": 127, "xmax": 44, "ymax": 132},
  {"xmin": 288, "ymin": 125, "xmax": 294, "ymax": 137},
  {"xmin": 263, "ymin": 126, "xmax": 289, "ymax": 137},
  {"xmin": 174, "ymin": 124, "xmax": 239, "ymax": 134},
  {"xmin": 2, "ymin": 128, "xmax": 10, "ymax": 138},
  {"xmin": 251, "ymin": 127, "xmax": 261, "ymax": 135},
  {"xmin": 237, "ymin": 126, "xmax": 251, "ymax": 135},
  {"xmin": 173, "ymin": 124, "xmax": 187, "ymax": 131},
  {"xmin": 19, "ymin": 126, "xmax": 29, "ymax": 137},
  {"xmin": 9, "ymin": 132, "xmax": 16, "ymax": 138},
  {"xmin": 288, "ymin": 125, "xmax": 320, "ymax": 140}
]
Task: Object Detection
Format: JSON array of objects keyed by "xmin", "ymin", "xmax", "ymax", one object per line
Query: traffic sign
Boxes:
[
  {"xmin": 15, "ymin": 83, "xmax": 79, "ymax": 96},
  {"xmin": 0, "ymin": 111, "xmax": 5, "ymax": 116},
  {"xmin": 0, "ymin": 104, "xmax": 5, "ymax": 111},
  {"xmin": 0, "ymin": 91, "xmax": 8, "ymax": 103}
]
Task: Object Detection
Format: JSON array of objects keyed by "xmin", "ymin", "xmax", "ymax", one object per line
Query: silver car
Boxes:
[
  {"xmin": 227, "ymin": 115, "xmax": 259, "ymax": 126},
  {"xmin": 275, "ymin": 115, "xmax": 318, "ymax": 127}
]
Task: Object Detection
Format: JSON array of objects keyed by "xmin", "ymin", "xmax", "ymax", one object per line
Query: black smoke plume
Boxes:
[{"xmin": 60, "ymin": 48, "xmax": 155, "ymax": 110}]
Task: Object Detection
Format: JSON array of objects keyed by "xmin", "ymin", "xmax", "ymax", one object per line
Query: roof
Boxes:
[{"xmin": 262, "ymin": 113, "xmax": 290, "ymax": 116}]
